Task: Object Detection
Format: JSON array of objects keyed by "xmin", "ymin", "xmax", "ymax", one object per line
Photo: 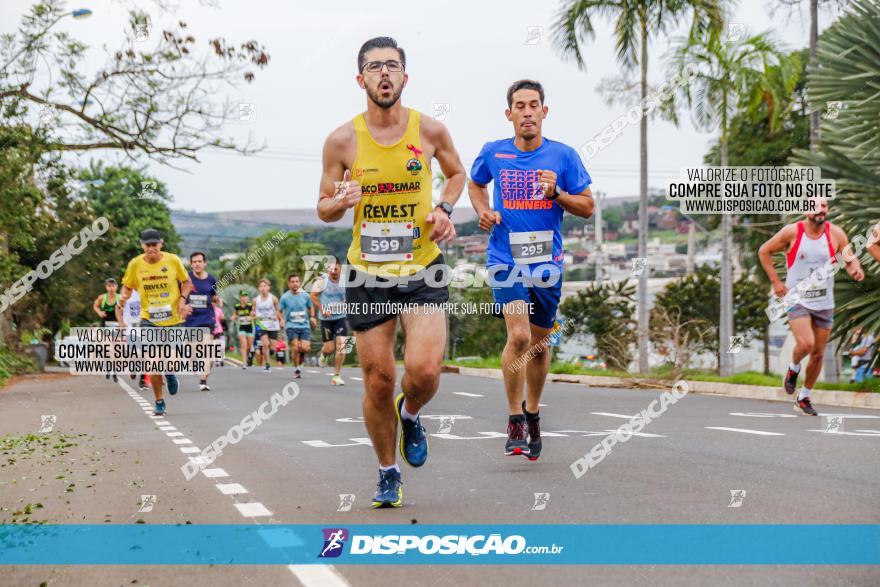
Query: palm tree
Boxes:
[
  {"xmin": 793, "ymin": 0, "xmax": 880, "ymax": 348},
  {"xmin": 552, "ymin": 0, "xmax": 723, "ymax": 374},
  {"xmin": 667, "ymin": 28, "xmax": 780, "ymax": 375}
]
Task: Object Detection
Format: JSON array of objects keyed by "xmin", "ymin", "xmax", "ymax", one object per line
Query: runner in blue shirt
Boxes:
[
  {"xmin": 184, "ymin": 251, "xmax": 220, "ymax": 391},
  {"xmin": 469, "ymin": 79, "xmax": 594, "ymax": 461},
  {"xmin": 279, "ymin": 274, "xmax": 317, "ymax": 378}
]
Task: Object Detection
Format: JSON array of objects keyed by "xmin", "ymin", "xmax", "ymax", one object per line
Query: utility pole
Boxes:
[
  {"xmin": 686, "ymin": 222, "xmax": 695, "ymax": 274},
  {"xmin": 594, "ymin": 191, "xmax": 605, "ymax": 284}
]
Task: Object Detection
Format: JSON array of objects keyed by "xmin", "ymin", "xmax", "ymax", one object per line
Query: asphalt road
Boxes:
[{"xmin": 1, "ymin": 365, "xmax": 878, "ymax": 586}]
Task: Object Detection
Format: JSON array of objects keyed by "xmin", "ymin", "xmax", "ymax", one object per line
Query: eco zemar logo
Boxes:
[{"xmin": 317, "ymin": 528, "xmax": 563, "ymax": 558}]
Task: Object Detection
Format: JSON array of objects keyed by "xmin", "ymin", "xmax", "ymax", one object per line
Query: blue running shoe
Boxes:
[
  {"xmin": 153, "ymin": 399, "xmax": 166, "ymax": 416},
  {"xmin": 372, "ymin": 468, "xmax": 403, "ymax": 508},
  {"xmin": 165, "ymin": 374, "xmax": 179, "ymax": 395},
  {"xmin": 395, "ymin": 393, "xmax": 428, "ymax": 467}
]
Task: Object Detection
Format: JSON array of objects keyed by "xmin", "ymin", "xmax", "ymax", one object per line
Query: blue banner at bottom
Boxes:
[{"xmin": 1, "ymin": 525, "xmax": 878, "ymax": 565}]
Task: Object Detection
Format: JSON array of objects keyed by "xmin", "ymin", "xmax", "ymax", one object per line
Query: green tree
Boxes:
[
  {"xmin": 793, "ymin": 0, "xmax": 880, "ymax": 347},
  {"xmin": 229, "ymin": 231, "xmax": 327, "ymax": 295},
  {"xmin": 651, "ymin": 266, "xmax": 780, "ymax": 371},
  {"xmin": 0, "ymin": 1, "xmax": 270, "ymax": 163},
  {"xmin": 560, "ymin": 280, "xmax": 636, "ymax": 371},
  {"xmin": 448, "ymin": 287, "xmax": 508, "ymax": 358},
  {"xmin": 79, "ymin": 162, "xmax": 181, "ymax": 266},
  {"xmin": 0, "ymin": 135, "xmax": 115, "ymax": 338},
  {"xmin": 667, "ymin": 26, "xmax": 780, "ymax": 375},
  {"xmin": 553, "ymin": 0, "xmax": 723, "ymax": 373}
]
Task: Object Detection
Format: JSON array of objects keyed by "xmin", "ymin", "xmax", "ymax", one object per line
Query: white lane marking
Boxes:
[
  {"xmin": 591, "ymin": 412, "xmax": 634, "ymax": 419},
  {"xmin": 288, "ymin": 564, "xmax": 350, "ymax": 587},
  {"xmin": 159, "ymin": 426, "xmax": 177, "ymax": 431},
  {"xmin": 336, "ymin": 414, "xmax": 472, "ymax": 423},
  {"xmin": 538, "ymin": 403, "xmax": 547, "ymax": 407},
  {"xmin": 705, "ymin": 427, "xmax": 784, "ymax": 436},
  {"xmin": 180, "ymin": 447, "xmax": 201, "ymax": 454},
  {"xmin": 808, "ymin": 429, "xmax": 880, "ymax": 437},
  {"xmin": 216, "ymin": 483, "xmax": 248, "ymax": 495},
  {"xmin": 730, "ymin": 412, "xmax": 798, "ymax": 418},
  {"xmin": 234, "ymin": 502, "xmax": 272, "ymax": 517},
  {"xmin": 554, "ymin": 429, "xmax": 666, "ymax": 438},
  {"xmin": 189, "ymin": 456, "xmax": 212, "ymax": 465},
  {"xmin": 431, "ymin": 432, "xmax": 508, "ymax": 440},
  {"xmin": 351, "ymin": 377, "xmax": 363, "ymax": 381},
  {"xmin": 166, "ymin": 431, "xmax": 184, "ymax": 437},
  {"xmin": 154, "ymin": 420, "xmax": 171, "ymax": 426},
  {"xmin": 453, "ymin": 392, "xmax": 484, "ymax": 397},
  {"xmin": 306, "ymin": 370, "xmax": 319, "ymax": 374},
  {"xmin": 201, "ymin": 468, "xmax": 229, "ymax": 478},
  {"xmin": 820, "ymin": 414, "xmax": 880, "ymax": 419},
  {"xmin": 173, "ymin": 438, "xmax": 193, "ymax": 445},
  {"xmin": 302, "ymin": 438, "xmax": 373, "ymax": 448}
]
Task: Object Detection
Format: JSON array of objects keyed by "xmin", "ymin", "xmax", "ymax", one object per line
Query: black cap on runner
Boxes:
[{"xmin": 140, "ymin": 228, "xmax": 162, "ymax": 244}]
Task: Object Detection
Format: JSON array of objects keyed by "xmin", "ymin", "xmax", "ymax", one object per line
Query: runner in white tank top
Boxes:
[
  {"xmin": 759, "ymin": 198, "xmax": 865, "ymax": 415},
  {"xmin": 251, "ymin": 279, "xmax": 282, "ymax": 372}
]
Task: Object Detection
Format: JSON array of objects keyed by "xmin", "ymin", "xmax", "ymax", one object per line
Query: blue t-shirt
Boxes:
[
  {"xmin": 184, "ymin": 272, "xmax": 218, "ymax": 328},
  {"xmin": 470, "ymin": 137, "xmax": 591, "ymax": 270},
  {"xmin": 279, "ymin": 290, "xmax": 312, "ymax": 329}
]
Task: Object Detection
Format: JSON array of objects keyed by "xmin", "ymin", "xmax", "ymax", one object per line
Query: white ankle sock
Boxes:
[
  {"xmin": 789, "ymin": 362, "xmax": 801, "ymax": 373},
  {"xmin": 798, "ymin": 387, "xmax": 812, "ymax": 401},
  {"xmin": 379, "ymin": 463, "xmax": 400, "ymax": 473},
  {"xmin": 400, "ymin": 400, "xmax": 419, "ymax": 422}
]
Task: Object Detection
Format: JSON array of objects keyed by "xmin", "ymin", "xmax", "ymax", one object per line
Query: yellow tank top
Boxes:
[{"xmin": 346, "ymin": 109, "xmax": 440, "ymax": 277}]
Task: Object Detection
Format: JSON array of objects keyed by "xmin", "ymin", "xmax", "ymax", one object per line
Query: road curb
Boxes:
[{"xmin": 441, "ymin": 365, "xmax": 880, "ymax": 410}]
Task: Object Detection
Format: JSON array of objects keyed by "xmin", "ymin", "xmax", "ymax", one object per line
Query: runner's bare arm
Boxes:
[
  {"xmin": 274, "ymin": 295, "xmax": 284, "ymax": 322},
  {"xmin": 317, "ymin": 125, "xmax": 360, "ymax": 222},
  {"xmin": 115, "ymin": 286, "xmax": 132, "ymax": 326},
  {"xmin": 556, "ymin": 186, "xmax": 594, "ymax": 218},
  {"xmin": 179, "ymin": 280, "xmax": 194, "ymax": 319},
  {"xmin": 833, "ymin": 226, "xmax": 865, "ymax": 282},
  {"xmin": 92, "ymin": 295, "xmax": 105, "ymax": 318},
  {"xmin": 758, "ymin": 224, "xmax": 797, "ymax": 295},
  {"xmin": 468, "ymin": 179, "xmax": 501, "ymax": 231},
  {"xmin": 310, "ymin": 278, "xmax": 325, "ymax": 316}
]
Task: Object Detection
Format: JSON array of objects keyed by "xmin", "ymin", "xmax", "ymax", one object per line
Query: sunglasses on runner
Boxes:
[{"xmin": 361, "ymin": 59, "xmax": 403, "ymax": 73}]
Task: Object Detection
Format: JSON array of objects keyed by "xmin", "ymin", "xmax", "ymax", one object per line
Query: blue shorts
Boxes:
[
  {"xmin": 489, "ymin": 265, "xmax": 562, "ymax": 329},
  {"xmin": 286, "ymin": 326, "xmax": 311, "ymax": 342}
]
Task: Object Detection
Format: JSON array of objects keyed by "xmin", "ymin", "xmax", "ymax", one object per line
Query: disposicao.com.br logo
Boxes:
[{"xmin": 318, "ymin": 529, "xmax": 563, "ymax": 558}]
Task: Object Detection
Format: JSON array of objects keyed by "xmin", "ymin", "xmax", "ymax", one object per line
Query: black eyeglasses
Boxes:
[{"xmin": 361, "ymin": 59, "xmax": 403, "ymax": 73}]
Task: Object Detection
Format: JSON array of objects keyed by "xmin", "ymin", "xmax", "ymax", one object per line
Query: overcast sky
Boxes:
[{"xmin": 2, "ymin": 0, "xmax": 844, "ymax": 212}]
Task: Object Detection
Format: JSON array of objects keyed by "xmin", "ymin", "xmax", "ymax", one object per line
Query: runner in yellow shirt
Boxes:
[{"xmin": 117, "ymin": 228, "xmax": 193, "ymax": 415}]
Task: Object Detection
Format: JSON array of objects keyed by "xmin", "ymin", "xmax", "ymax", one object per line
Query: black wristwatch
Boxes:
[
  {"xmin": 436, "ymin": 201, "xmax": 454, "ymax": 217},
  {"xmin": 546, "ymin": 186, "xmax": 561, "ymax": 201}
]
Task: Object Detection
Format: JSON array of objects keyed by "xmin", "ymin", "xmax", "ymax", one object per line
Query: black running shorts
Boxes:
[{"xmin": 344, "ymin": 254, "xmax": 450, "ymax": 332}]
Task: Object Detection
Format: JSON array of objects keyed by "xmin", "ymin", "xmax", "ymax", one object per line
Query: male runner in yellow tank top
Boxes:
[{"xmin": 318, "ymin": 37, "xmax": 465, "ymax": 508}]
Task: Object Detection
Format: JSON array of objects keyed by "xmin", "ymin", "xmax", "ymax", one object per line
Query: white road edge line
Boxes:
[{"xmin": 116, "ymin": 375, "xmax": 350, "ymax": 587}]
